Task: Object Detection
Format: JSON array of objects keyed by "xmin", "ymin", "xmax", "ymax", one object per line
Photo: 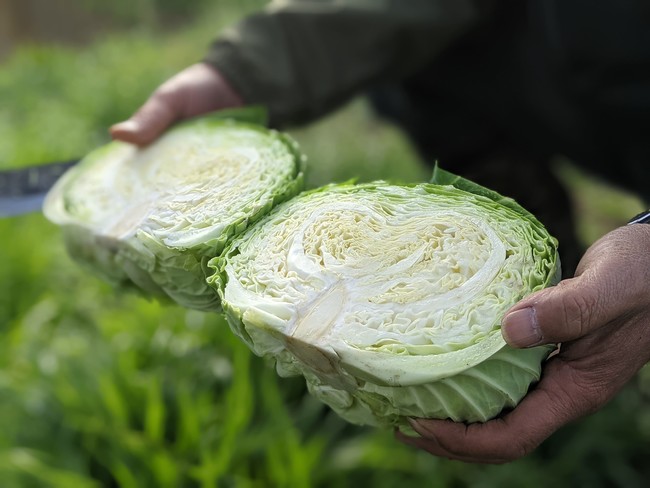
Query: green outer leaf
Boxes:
[
  {"xmin": 431, "ymin": 164, "xmax": 544, "ymax": 229},
  {"xmin": 309, "ymin": 344, "xmax": 554, "ymax": 427}
]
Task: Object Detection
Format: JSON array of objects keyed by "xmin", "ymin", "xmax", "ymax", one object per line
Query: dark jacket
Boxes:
[{"xmin": 205, "ymin": 0, "xmax": 650, "ymax": 202}]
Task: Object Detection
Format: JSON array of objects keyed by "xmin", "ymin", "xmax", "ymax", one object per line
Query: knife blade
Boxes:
[{"xmin": 0, "ymin": 160, "xmax": 79, "ymax": 217}]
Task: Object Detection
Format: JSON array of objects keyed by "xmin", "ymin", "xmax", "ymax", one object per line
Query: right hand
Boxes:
[
  {"xmin": 110, "ymin": 62, "xmax": 243, "ymax": 146},
  {"xmin": 398, "ymin": 224, "xmax": 650, "ymax": 463}
]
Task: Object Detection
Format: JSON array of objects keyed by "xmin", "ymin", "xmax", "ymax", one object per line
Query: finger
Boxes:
[
  {"xmin": 406, "ymin": 357, "xmax": 598, "ymax": 463},
  {"xmin": 395, "ymin": 428, "xmax": 509, "ymax": 464},
  {"xmin": 110, "ymin": 91, "xmax": 179, "ymax": 146},
  {"xmin": 501, "ymin": 274, "xmax": 628, "ymax": 347}
]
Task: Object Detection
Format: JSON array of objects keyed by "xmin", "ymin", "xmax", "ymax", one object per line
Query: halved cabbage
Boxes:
[
  {"xmin": 208, "ymin": 171, "xmax": 559, "ymax": 427},
  {"xmin": 44, "ymin": 112, "xmax": 305, "ymax": 311}
]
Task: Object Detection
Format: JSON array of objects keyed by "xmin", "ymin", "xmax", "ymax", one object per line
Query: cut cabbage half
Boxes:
[
  {"xmin": 45, "ymin": 111, "xmax": 305, "ymax": 311},
  {"xmin": 209, "ymin": 170, "xmax": 559, "ymax": 427}
]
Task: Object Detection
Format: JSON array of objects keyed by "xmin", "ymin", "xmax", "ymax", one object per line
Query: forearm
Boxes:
[{"xmin": 204, "ymin": 0, "xmax": 493, "ymax": 126}]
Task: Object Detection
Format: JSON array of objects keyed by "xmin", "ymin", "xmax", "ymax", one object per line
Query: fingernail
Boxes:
[
  {"xmin": 112, "ymin": 120, "xmax": 140, "ymax": 133},
  {"xmin": 502, "ymin": 307, "xmax": 542, "ymax": 347},
  {"xmin": 407, "ymin": 418, "xmax": 422, "ymax": 430},
  {"xmin": 407, "ymin": 418, "xmax": 438, "ymax": 443}
]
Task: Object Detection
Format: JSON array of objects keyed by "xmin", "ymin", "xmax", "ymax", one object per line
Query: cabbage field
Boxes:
[{"xmin": 1, "ymin": 1, "xmax": 650, "ymax": 487}]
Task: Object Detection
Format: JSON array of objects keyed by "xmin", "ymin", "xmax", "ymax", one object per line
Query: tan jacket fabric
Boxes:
[{"xmin": 204, "ymin": 0, "xmax": 494, "ymax": 126}]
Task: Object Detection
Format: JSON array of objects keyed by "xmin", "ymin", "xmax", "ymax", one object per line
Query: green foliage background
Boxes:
[{"xmin": 1, "ymin": 1, "xmax": 650, "ymax": 486}]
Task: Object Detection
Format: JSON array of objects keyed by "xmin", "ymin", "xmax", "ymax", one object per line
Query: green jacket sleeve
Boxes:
[{"xmin": 204, "ymin": 0, "xmax": 494, "ymax": 127}]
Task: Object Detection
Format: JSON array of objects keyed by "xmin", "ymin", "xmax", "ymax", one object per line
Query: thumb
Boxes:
[
  {"xmin": 501, "ymin": 274, "xmax": 624, "ymax": 347},
  {"xmin": 110, "ymin": 91, "xmax": 179, "ymax": 146},
  {"xmin": 110, "ymin": 63, "xmax": 244, "ymax": 147}
]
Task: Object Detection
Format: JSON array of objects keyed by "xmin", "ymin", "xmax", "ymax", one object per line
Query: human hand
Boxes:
[
  {"xmin": 397, "ymin": 223, "xmax": 650, "ymax": 463},
  {"xmin": 110, "ymin": 62, "xmax": 243, "ymax": 146}
]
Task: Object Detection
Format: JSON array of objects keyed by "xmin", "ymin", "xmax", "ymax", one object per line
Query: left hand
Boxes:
[
  {"xmin": 396, "ymin": 223, "xmax": 650, "ymax": 463},
  {"xmin": 110, "ymin": 63, "xmax": 243, "ymax": 146}
]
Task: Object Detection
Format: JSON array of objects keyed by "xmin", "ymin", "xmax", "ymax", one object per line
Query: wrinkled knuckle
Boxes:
[
  {"xmin": 152, "ymin": 81, "xmax": 172, "ymax": 97},
  {"xmin": 561, "ymin": 291, "xmax": 597, "ymax": 336},
  {"xmin": 569, "ymin": 372, "xmax": 613, "ymax": 415},
  {"xmin": 541, "ymin": 368, "xmax": 601, "ymax": 423},
  {"xmin": 435, "ymin": 425, "xmax": 530, "ymax": 462},
  {"xmin": 152, "ymin": 82, "xmax": 182, "ymax": 105},
  {"xmin": 156, "ymin": 90, "xmax": 178, "ymax": 107},
  {"xmin": 496, "ymin": 438, "xmax": 536, "ymax": 462}
]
